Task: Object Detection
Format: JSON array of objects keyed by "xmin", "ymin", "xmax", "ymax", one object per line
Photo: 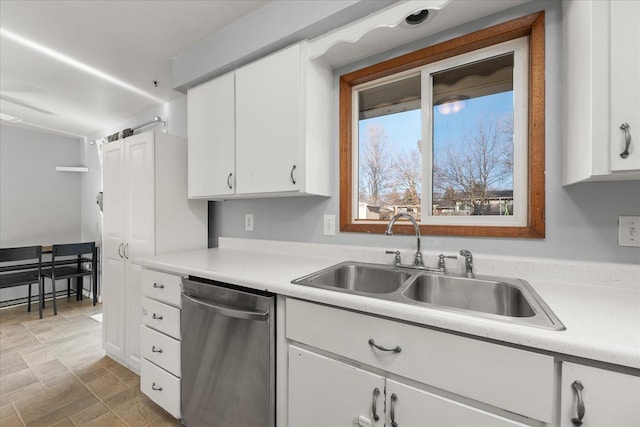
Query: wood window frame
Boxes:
[{"xmin": 339, "ymin": 12, "xmax": 545, "ymax": 238}]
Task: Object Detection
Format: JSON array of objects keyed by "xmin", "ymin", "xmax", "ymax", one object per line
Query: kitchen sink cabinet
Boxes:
[
  {"xmin": 560, "ymin": 362, "xmax": 640, "ymax": 427},
  {"xmin": 102, "ymin": 131, "xmax": 206, "ymax": 372},
  {"xmin": 288, "ymin": 345, "xmax": 530, "ymax": 427},
  {"xmin": 186, "ymin": 41, "xmax": 332, "ymax": 200},
  {"xmin": 285, "ymin": 298, "xmax": 554, "ymax": 426},
  {"xmin": 562, "ymin": 0, "xmax": 640, "ymax": 184}
]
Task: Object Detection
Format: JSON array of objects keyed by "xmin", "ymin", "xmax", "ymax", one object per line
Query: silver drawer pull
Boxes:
[
  {"xmin": 152, "ymin": 346, "xmax": 163, "ymax": 353},
  {"xmin": 368, "ymin": 338, "xmax": 401, "ymax": 353},
  {"xmin": 290, "ymin": 165, "xmax": 297, "ymax": 185},
  {"xmin": 153, "ymin": 283, "xmax": 165, "ymax": 289},
  {"xmin": 390, "ymin": 393, "xmax": 398, "ymax": 427},
  {"xmin": 571, "ymin": 380, "xmax": 585, "ymax": 425},
  {"xmin": 151, "ymin": 382, "xmax": 163, "ymax": 391},
  {"xmin": 371, "ymin": 387, "xmax": 380, "ymax": 421},
  {"xmin": 620, "ymin": 123, "xmax": 632, "ymax": 159},
  {"xmin": 152, "ymin": 313, "xmax": 163, "ymax": 320}
]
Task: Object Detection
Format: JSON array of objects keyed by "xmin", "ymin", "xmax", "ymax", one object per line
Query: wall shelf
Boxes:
[{"xmin": 55, "ymin": 166, "xmax": 89, "ymax": 172}]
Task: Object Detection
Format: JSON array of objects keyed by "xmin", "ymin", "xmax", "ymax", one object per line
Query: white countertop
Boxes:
[{"xmin": 136, "ymin": 238, "xmax": 640, "ymax": 370}]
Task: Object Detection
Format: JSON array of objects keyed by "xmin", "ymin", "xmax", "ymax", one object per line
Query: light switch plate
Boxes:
[
  {"xmin": 323, "ymin": 214, "xmax": 336, "ymax": 236},
  {"xmin": 245, "ymin": 214, "xmax": 254, "ymax": 232},
  {"xmin": 618, "ymin": 216, "xmax": 640, "ymax": 247}
]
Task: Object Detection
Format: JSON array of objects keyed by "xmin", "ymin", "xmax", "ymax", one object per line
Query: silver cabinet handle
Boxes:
[
  {"xmin": 123, "ymin": 243, "xmax": 129, "ymax": 260},
  {"xmin": 151, "ymin": 346, "xmax": 163, "ymax": 353},
  {"xmin": 151, "ymin": 382, "xmax": 162, "ymax": 391},
  {"xmin": 390, "ymin": 393, "xmax": 398, "ymax": 427},
  {"xmin": 152, "ymin": 313, "xmax": 163, "ymax": 320},
  {"xmin": 571, "ymin": 380, "xmax": 585, "ymax": 426},
  {"xmin": 227, "ymin": 172, "xmax": 233, "ymax": 189},
  {"xmin": 371, "ymin": 388, "xmax": 380, "ymax": 421},
  {"xmin": 620, "ymin": 123, "xmax": 632, "ymax": 159},
  {"xmin": 153, "ymin": 283, "xmax": 165, "ymax": 289},
  {"xmin": 118, "ymin": 243, "xmax": 123, "ymax": 258},
  {"xmin": 368, "ymin": 338, "xmax": 401, "ymax": 353},
  {"xmin": 290, "ymin": 165, "xmax": 297, "ymax": 185}
]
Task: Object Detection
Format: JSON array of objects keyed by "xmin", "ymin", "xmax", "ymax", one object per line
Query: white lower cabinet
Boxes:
[
  {"xmin": 140, "ymin": 268, "xmax": 183, "ymax": 419},
  {"xmin": 560, "ymin": 362, "xmax": 640, "ymax": 427},
  {"xmin": 288, "ymin": 346, "xmax": 528, "ymax": 427},
  {"xmin": 286, "ymin": 298, "xmax": 553, "ymax": 426}
]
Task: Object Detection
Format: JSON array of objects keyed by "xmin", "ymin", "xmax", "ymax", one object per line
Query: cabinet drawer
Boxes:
[
  {"xmin": 141, "ymin": 358, "xmax": 180, "ymax": 419},
  {"xmin": 141, "ymin": 269, "xmax": 182, "ymax": 307},
  {"xmin": 286, "ymin": 299, "xmax": 554, "ymax": 423},
  {"xmin": 140, "ymin": 326, "xmax": 181, "ymax": 377},
  {"xmin": 142, "ymin": 297, "xmax": 180, "ymax": 340}
]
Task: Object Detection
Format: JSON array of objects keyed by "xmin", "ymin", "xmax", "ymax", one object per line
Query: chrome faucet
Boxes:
[
  {"xmin": 385, "ymin": 213, "xmax": 424, "ymax": 267},
  {"xmin": 460, "ymin": 249, "xmax": 474, "ymax": 277}
]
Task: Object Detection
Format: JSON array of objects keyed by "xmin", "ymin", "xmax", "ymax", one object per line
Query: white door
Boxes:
[
  {"xmin": 288, "ymin": 346, "xmax": 384, "ymax": 427},
  {"xmin": 187, "ymin": 73, "xmax": 236, "ymax": 198},
  {"xmin": 235, "ymin": 43, "xmax": 301, "ymax": 194},
  {"xmin": 124, "ymin": 263, "xmax": 143, "ymax": 372},
  {"xmin": 102, "ymin": 140, "xmax": 125, "ymax": 261},
  {"xmin": 386, "ymin": 379, "xmax": 530, "ymax": 427},
  {"xmin": 123, "ymin": 133, "xmax": 155, "ymax": 260},
  {"xmin": 610, "ymin": 0, "xmax": 640, "ymax": 172},
  {"xmin": 102, "ymin": 256, "xmax": 125, "ymax": 360},
  {"xmin": 561, "ymin": 362, "xmax": 640, "ymax": 427}
]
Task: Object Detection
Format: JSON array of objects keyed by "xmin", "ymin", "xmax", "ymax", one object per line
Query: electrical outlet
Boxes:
[
  {"xmin": 323, "ymin": 214, "xmax": 336, "ymax": 236},
  {"xmin": 618, "ymin": 216, "xmax": 640, "ymax": 247},
  {"xmin": 245, "ymin": 214, "xmax": 254, "ymax": 232}
]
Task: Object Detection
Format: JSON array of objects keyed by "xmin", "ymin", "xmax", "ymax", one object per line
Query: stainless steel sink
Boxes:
[
  {"xmin": 292, "ymin": 261, "xmax": 564, "ymax": 330},
  {"xmin": 293, "ymin": 263, "xmax": 411, "ymax": 294},
  {"xmin": 403, "ymin": 275, "xmax": 535, "ymax": 317}
]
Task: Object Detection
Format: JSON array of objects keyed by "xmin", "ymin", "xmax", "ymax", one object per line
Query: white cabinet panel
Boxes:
[
  {"xmin": 140, "ymin": 326, "xmax": 181, "ymax": 377},
  {"xmin": 561, "ymin": 362, "xmax": 640, "ymax": 427},
  {"xmin": 609, "ymin": 0, "xmax": 640, "ymax": 172},
  {"xmin": 140, "ymin": 268, "xmax": 182, "ymax": 307},
  {"xmin": 236, "ymin": 43, "xmax": 301, "ymax": 194},
  {"xmin": 101, "ymin": 257, "xmax": 125, "ymax": 360},
  {"xmin": 142, "ymin": 297, "xmax": 181, "ymax": 340},
  {"xmin": 141, "ymin": 359, "xmax": 181, "ymax": 419},
  {"xmin": 386, "ymin": 379, "xmax": 529, "ymax": 427},
  {"xmin": 187, "ymin": 73, "xmax": 236, "ymax": 198},
  {"xmin": 288, "ymin": 345, "xmax": 384, "ymax": 427}
]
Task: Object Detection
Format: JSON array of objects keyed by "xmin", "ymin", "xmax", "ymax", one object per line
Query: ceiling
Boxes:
[{"xmin": 0, "ymin": 0, "xmax": 269, "ymax": 139}]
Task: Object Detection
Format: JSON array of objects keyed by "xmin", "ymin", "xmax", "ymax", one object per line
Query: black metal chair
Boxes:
[
  {"xmin": 0, "ymin": 246, "xmax": 43, "ymax": 318},
  {"xmin": 41, "ymin": 242, "xmax": 97, "ymax": 316}
]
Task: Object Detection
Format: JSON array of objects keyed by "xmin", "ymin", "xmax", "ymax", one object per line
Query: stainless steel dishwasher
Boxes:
[{"xmin": 181, "ymin": 277, "xmax": 275, "ymax": 427}]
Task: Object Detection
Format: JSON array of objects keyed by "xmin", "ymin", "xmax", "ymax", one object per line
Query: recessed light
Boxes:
[
  {"xmin": 405, "ymin": 9, "xmax": 429, "ymax": 26},
  {"xmin": 0, "ymin": 112, "xmax": 22, "ymax": 123}
]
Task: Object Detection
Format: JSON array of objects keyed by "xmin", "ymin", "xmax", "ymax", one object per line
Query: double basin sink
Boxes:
[{"xmin": 292, "ymin": 261, "xmax": 564, "ymax": 330}]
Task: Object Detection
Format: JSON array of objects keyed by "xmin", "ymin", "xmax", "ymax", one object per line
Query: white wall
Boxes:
[{"xmin": 0, "ymin": 124, "xmax": 83, "ymax": 246}]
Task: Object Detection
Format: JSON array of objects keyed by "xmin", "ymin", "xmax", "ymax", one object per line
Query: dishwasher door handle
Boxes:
[{"xmin": 182, "ymin": 293, "xmax": 269, "ymax": 321}]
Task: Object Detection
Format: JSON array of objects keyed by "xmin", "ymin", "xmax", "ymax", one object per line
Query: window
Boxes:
[{"xmin": 340, "ymin": 12, "xmax": 545, "ymax": 237}]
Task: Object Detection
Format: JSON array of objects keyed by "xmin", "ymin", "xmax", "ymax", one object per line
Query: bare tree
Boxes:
[
  {"xmin": 359, "ymin": 124, "xmax": 394, "ymax": 206},
  {"xmin": 433, "ymin": 115, "xmax": 513, "ymax": 214},
  {"xmin": 393, "ymin": 147, "xmax": 422, "ymax": 206}
]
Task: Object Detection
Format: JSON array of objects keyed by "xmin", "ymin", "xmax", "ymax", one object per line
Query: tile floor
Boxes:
[{"xmin": 0, "ymin": 297, "xmax": 180, "ymax": 427}]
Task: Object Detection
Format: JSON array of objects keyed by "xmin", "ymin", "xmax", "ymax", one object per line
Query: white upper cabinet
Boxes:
[
  {"xmin": 187, "ymin": 72, "xmax": 236, "ymax": 198},
  {"xmin": 187, "ymin": 41, "xmax": 331, "ymax": 199},
  {"xmin": 562, "ymin": 0, "xmax": 640, "ymax": 184}
]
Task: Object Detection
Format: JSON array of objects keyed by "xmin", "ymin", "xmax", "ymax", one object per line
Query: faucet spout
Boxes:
[{"xmin": 385, "ymin": 213, "xmax": 424, "ymax": 267}]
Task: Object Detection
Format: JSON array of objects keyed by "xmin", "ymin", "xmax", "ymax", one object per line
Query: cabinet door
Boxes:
[
  {"xmin": 561, "ymin": 362, "xmax": 640, "ymax": 427},
  {"xmin": 288, "ymin": 346, "xmax": 384, "ymax": 427},
  {"xmin": 609, "ymin": 0, "xmax": 640, "ymax": 172},
  {"xmin": 235, "ymin": 44, "xmax": 301, "ymax": 194},
  {"xmin": 102, "ymin": 256, "xmax": 125, "ymax": 361},
  {"xmin": 386, "ymin": 379, "xmax": 530, "ymax": 427},
  {"xmin": 187, "ymin": 73, "xmax": 236, "ymax": 198},
  {"xmin": 124, "ymin": 263, "xmax": 142, "ymax": 372},
  {"xmin": 124, "ymin": 133, "xmax": 155, "ymax": 259},
  {"xmin": 102, "ymin": 140, "xmax": 125, "ymax": 261}
]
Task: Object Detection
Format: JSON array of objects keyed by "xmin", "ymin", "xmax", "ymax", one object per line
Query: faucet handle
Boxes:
[
  {"xmin": 385, "ymin": 250, "xmax": 402, "ymax": 266},
  {"xmin": 459, "ymin": 249, "xmax": 474, "ymax": 277},
  {"xmin": 437, "ymin": 254, "xmax": 457, "ymax": 271}
]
